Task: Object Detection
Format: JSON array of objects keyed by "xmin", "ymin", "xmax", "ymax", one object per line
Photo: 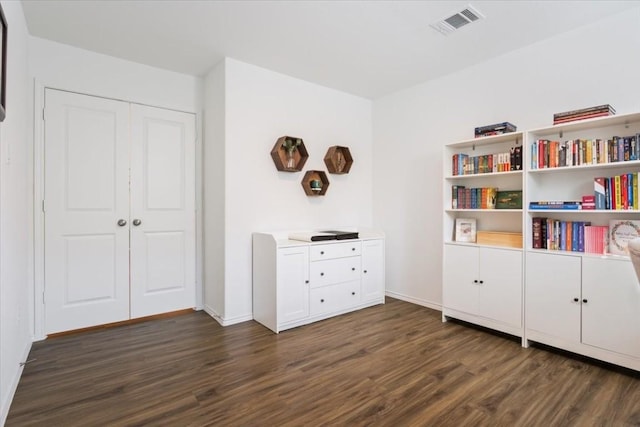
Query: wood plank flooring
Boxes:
[{"xmin": 7, "ymin": 298, "xmax": 640, "ymax": 426}]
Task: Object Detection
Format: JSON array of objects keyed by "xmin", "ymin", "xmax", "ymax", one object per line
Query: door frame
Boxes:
[{"xmin": 32, "ymin": 81, "xmax": 204, "ymax": 340}]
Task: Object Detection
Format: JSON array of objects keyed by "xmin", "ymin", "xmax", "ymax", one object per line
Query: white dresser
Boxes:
[{"xmin": 252, "ymin": 229, "xmax": 385, "ymax": 333}]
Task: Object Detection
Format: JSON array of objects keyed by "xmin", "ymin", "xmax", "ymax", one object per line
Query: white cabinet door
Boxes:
[
  {"xmin": 582, "ymin": 257, "xmax": 640, "ymax": 358},
  {"xmin": 129, "ymin": 105, "xmax": 196, "ymax": 318},
  {"xmin": 361, "ymin": 239, "xmax": 385, "ymax": 302},
  {"xmin": 277, "ymin": 247, "xmax": 310, "ymax": 324},
  {"xmin": 44, "ymin": 89, "xmax": 131, "ymax": 334},
  {"xmin": 443, "ymin": 244, "xmax": 480, "ymax": 314},
  {"xmin": 479, "ymin": 248, "xmax": 522, "ymax": 327},
  {"xmin": 526, "ymin": 252, "xmax": 581, "ymax": 342}
]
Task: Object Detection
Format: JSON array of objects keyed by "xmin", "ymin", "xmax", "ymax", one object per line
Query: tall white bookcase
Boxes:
[
  {"xmin": 442, "ymin": 132, "xmax": 526, "ymax": 341},
  {"xmin": 443, "ymin": 114, "xmax": 640, "ymax": 371}
]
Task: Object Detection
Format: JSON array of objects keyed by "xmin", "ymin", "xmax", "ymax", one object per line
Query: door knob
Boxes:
[
  {"xmin": 132, "ymin": 219, "xmax": 142, "ymax": 226},
  {"xmin": 117, "ymin": 219, "xmax": 127, "ymax": 226}
]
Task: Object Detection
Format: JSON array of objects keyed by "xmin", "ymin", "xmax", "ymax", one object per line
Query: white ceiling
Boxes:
[{"xmin": 20, "ymin": 0, "xmax": 640, "ymax": 99}]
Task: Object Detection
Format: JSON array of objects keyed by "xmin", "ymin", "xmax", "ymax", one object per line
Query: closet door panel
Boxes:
[
  {"xmin": 44, "ymin": 89, "xmax": 130, "ymax": 334},
  {"xmin": 129, "ymin": 104, "xmax": 196, "ymax": 318}
]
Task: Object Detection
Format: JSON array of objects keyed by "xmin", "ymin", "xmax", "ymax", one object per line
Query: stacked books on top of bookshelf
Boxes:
[
  {"xmin": 474, "ymin": 121, "xmax": 517, "ymax": 138},
  {"xmin": 553, "ymin": 104, "xmax": 615, "ymax": 125}
]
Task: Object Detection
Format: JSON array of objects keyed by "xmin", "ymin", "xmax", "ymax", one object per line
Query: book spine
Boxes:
[
  {"xmin": 594, "ymin": 177, "xmax": 606, "ymax": 209},
  {"xmin": 615, "ymin": 175, "xmax": 622, "ymax": 210},
  {"xmin": 532, "ymin": 217, "xmax": 542, "ymax": 249}
]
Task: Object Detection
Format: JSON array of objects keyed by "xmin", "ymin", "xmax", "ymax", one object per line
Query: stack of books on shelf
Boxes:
[
  {"xmin": 553, "ymin": 104, "xmax": 615, "ymax": 125},
  {"xmin": 594, "ymin": 174, "xmax": 639, "ymax": 210},
  {"xmin": 474, "ymin": 122, "xmax": 517, "ymax": 138},
  {"xmin": 451, "ymin": 186, "xmax": 497, "ymax": 209},
  {"xmin": 530, "ymin": 135, "xmax": 638, "ymax": 169},
  {"xmin": 529, "ymin": 201, "xmax": 582, "ymax": 210},
  {"xmin": 452, "ymin": 146, "xmax": 522, "ymax": 175},
  {"xmin": 532, "ymin": 218, "xmax": 608, "ymax": 254}
]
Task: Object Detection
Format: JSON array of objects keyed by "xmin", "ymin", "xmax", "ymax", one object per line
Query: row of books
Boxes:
[
  {"xmin": 532, "ymin": 218, "xmax": 608, "ymax": 254},
  {"xmin": 474, "ymin": 121, "xmax": 517, "ymax": 138},
  {"xmin": 452, "ymin": 146, "xmax": 522, "ymax": 175},
  {"xmin": 553, "ymin": 104, "xmax": 615, "ymax": 125},
  {"xmin": 451, "ymin": 186, "xmax": 497, "ymax": 209},
  {"xmin": 594, "ymin": 173, "xmax": 639, "ymax": 210},
  {"xmin": 530, "ymin": 136, "xmax": 638, "ymax": 169}
]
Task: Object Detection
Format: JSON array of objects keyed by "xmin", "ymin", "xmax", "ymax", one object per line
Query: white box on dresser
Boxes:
[{"xmin": 252, "ymin": 229, "xmax": 385, "ymax": 333}]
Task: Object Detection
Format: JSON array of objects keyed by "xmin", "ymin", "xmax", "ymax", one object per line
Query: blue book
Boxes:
[
  {"xmin": 560, "ymin": 222, "xmax": 567, "ymax": 251},
  {"xmin": 571, "ymin": 222, "xmax": 579, "ymax": 252}
]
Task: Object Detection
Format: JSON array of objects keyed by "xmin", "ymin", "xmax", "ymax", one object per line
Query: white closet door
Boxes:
[
  {"xmin": 44, "ymin": 89, "xmax": 130, "ymax": 334},
  {"xmin": 129, "ymin": 104, "xmax": 196, "ymax": 318}
]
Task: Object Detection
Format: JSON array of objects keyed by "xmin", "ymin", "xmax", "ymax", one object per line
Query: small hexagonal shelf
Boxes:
[
  {"xmin": 324, "ymin": 146, "xmax": 353, "ymax": 174},
  {"xmin": 271, "ymin": 136, "xmax": 309, "ymax": 172},
  {"xmin": 301, "ymin": 170, "xmax": 330, "ymax": 196}
]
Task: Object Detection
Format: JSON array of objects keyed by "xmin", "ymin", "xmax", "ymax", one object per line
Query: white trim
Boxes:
[
  {"xmin": 203, "ymin": 305, "xmax": 253, "ymax": 327},
  {"xmin": 385, "ymin": 290, "xmax": 442, "ymax": 311},
  {"xmin": 33, "ymin": 79, "xmax": 45, "ymax": 340},
  {"xmin": 0, "ymin": 341, "xmax": 32, "ymax": 425},
  {"xmin": 32, "ymin": 81, "xmax": 204, "ymax": 335}
]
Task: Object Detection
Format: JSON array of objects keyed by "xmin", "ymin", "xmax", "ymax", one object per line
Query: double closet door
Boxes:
[{"xmin": 44, "ymin": 89, "xmax": 196, "ymax": 334}]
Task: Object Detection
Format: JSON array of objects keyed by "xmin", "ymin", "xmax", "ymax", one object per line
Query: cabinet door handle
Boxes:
[
  {"xmin": 479, "ymin": 280, "xmax": 484, "ymax": 284},
  {"xmin": 473, "ymin": 280, "xmax": 478, "ymax": 284},
  {"xmin": 305, "ymin": 280, "xmax": 309, "ymax": 284},
  {"xmin": 573, "ymin": 297, "xmax": 579, "ymax": 302},
  {"xmin": 117, "ymin": 219, "xmax": 127, "ymax": 227},
  {"xmin": 582, "ymin": 299, "xmax": 588, "ymax": 304},
  {"xmin": 352, "ymin": 267, "xmax": 356, "ymax": 271},
  {"xmin": 320, "ymin": 251, "xmax": 325, "ymax": 255},
  {"xmin": 320, "ymin": 272, "xmax": 324, "ymax": 276},
  {"xmin": 132, "ymin": 219, "xmax": 142, "ymax": 226},
  {"xmin": 352, "ymin": 247, "xmax": 356, "ymax": 251},
  {"xmin": 320, "ymin": 299, "xmax": 325, "ymax": 303},
  {"xmin": 363, "ymin": 270, "xmax": 367, "ymax": 274},
  {"xmin": 351, "ymin": 291, "xmax": 356, "ymax": 295}
]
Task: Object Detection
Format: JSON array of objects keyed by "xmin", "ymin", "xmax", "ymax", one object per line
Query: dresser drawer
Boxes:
[
  {"xmin": 310, "ymin": 281, "xmax": 361, "ymax": 315},
  {"xmin": 310, "ymin": 257, "xmax": 361, "ymax": 288},
  {"xmin": 310, "ymin": 241, "xmax": 361, "ymax": 261}
]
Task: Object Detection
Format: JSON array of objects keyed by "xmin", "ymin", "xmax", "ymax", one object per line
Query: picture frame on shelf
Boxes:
[
  {"xmin": 609, "ymin": 219, "xmax": 640, "ymax": 256},
  {"xmin": 455, "ymin": 218, "xmax": 477, "ymax": 243}
]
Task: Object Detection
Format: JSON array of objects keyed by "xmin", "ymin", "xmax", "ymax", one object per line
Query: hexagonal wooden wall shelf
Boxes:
[
  {"xmin": 271, "ymin": 136, "xmax": 309, "ymax": 172},
  {"xmin": 324, "ymin": 146, "xmax": 353, "ymax": 174},
  {"xmin": 301, "ymin": 170, "xmax": 330, "ymax": 196}
]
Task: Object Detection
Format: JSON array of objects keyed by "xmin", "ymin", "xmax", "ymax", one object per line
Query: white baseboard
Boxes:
[
  {"xmin": 1, "ymin": 340, "xmax": 32, "ymax": 426},
  {"xmin": 385, "ymin": 290, "xmax": 442, "ymax": 312},
  {"xmin": 203, "ymin": 305, "xmax": 253, "ymax": 327}
]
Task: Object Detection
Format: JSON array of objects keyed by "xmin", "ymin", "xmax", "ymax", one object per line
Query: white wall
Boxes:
[
  {"xmin": 373, "ymin": 7, "xmax": 640, "ymax": 308},
  {"xmin": 29, "ymin": 37, "xmax": 202, "ymax": 113},
  {"xmin": 204, "ymin": 58, "xmax": 373, "ymax": 323},
  {"xmin": 1, "ymin": 1, "xmax": 32, "ymax": 423},
  {"xmin": 203, "ymin": 60, "xmax": 226, "ymax": 318}
]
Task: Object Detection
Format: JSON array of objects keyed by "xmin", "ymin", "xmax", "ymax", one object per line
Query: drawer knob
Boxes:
[
  {"xmin": 352, "ymin": 267, "xmax": 355, "ymax": 271},
  {"xmin": 320, "ymin": 272, "xmax": 324, "ymax": 276},
  {"xmin": 351, "ymin": 291, "xmax": 355, "ymax": 295},
  {"xmin": 305, "ymin": 280, "xmax": 309, "ymax": 284},
  {"xmin": 320, "ymin": 299, "xmax": 325, "ymax": 303},
  {"xmin": 352, "ymin": 247, "xmax": 356, "ymax": 251},
  {"xmin": 364, "ymin": 270, "xmax": 367, "ymax": 274},
  {"xmin": 320, "ymin": 251, "xmax": 325, "ymax": 255}
]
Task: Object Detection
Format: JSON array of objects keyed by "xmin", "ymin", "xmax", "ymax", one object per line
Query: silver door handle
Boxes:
[
  {"xmin": 117, "ymin": 219, "xmax": 127, "ymax": 226},
  {"xmin": 132, "ymin": 219, "xmax": 142, "ymax": 226}
]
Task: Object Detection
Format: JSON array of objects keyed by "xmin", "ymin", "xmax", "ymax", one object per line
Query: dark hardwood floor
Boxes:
[{"xmin": 7, "ymin": 298, "xmax": 640, "ymax": 426}]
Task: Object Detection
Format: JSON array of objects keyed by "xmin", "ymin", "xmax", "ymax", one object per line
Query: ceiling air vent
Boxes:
[{"xmin": 430, "ymin": 4, "xmax": 484, "ymax": 36}]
